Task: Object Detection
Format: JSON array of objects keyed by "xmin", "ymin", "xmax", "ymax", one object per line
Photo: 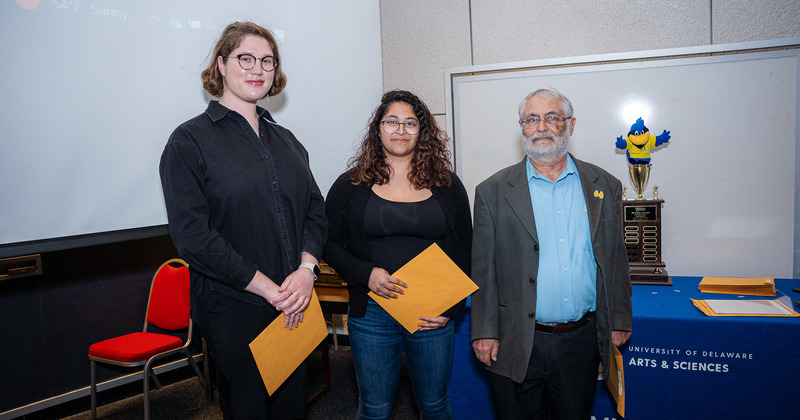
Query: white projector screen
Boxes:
[{"xmin": 0, "ymin": 0, "xmax": 383, "ymax": 258}]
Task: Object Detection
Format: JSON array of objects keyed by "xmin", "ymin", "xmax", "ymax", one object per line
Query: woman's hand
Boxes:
[
  {"xmin": 283, "ymin": 311, "xmax": 304, "ymax": 330},
  {"xmin": 274, "ymin": 267, "xmax": 316, "ymax": 328},
  {"xmin": 368, "ymin": 267, "xmax": 408, "ymax": 299},
  {"xmin": 418, "ymin": 315, "xmax": 450, "ymax": 331},
  {"xmin": 246, "ymin": 269, "xmax": 311, "ymax": 329},
  {"xmin": 246, "ymin": 270, "xmax": 282, "ymax": 303}
]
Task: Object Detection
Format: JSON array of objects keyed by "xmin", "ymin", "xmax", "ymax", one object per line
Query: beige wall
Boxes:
[{"xmin": 379, "ymin": 0, "xmax": 800, "ymax": 118}]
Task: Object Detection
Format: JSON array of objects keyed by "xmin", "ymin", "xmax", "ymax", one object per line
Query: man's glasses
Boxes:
[{"xmin": 520, "ymin": 114, "xmax": 572, "ymax": 130}]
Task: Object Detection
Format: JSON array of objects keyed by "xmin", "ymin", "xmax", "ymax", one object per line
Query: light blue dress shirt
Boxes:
[{"xmin": 526, "ymin": 155, "xmax": 597, "ymax": 323}]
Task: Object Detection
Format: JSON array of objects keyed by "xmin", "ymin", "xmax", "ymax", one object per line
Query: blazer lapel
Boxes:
[
  {"xmin": 574, "ymin": 155, "xmax": 602, "ymax": 243},
  {"xmin": 505, "ymin": 158, "xmax": 539, "ymax": 243}
]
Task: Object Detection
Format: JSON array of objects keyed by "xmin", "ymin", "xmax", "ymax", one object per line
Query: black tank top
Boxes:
[{"xmin": 363, "ymin": 191, "xmax": 446, "ymax": 273}]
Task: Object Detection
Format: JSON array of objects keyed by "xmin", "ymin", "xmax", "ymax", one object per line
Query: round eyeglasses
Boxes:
[
  {"xmin": 380, "ymin": 120, "xmax": 420, "ymax": 135},
  {"xmin": 520, "ymin": 114, "xmax": 572, "ymax": 130},
  {"xmin": 229, "ymin": 54, "xmax": 278, "ymax": 72}
]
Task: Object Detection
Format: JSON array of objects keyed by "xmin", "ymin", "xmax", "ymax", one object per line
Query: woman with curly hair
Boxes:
[{"xmin": 324, "ymin": 90, "xmax": 472, "ymax": 420}]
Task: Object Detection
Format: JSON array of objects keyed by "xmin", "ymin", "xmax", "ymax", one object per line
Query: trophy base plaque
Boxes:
[
  {"xmin": 629, "ymin": 263, "xmax": 672, "ymax": 286},
  {"xmin": 623, "ymin": 198, "xmax": 671, "ymax": 286}
]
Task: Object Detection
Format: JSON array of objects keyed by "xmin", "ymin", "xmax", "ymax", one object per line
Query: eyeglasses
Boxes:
[
  {"xmin": 520, "ymin": 114, "xmax": 572, "ymax": 130},
  {"xmin": 380, "ymin": 120, "xmax": 420, "ymax": 135},
  {"xmin": 229, "ymin": 54, "xmax": 278, "ymax": 72}
]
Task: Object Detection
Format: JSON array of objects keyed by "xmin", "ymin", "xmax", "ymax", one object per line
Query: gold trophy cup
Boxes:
[{"xmin": 628, "ymin": 163, "xmax": 650, "ymax": 200}]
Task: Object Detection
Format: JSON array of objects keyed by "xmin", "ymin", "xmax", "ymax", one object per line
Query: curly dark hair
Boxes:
[{"xmin": 348, "ymin": 90, "xmax": 453, "ymax": 189}]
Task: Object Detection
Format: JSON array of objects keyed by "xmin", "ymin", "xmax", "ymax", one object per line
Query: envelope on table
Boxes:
[
  {"xmin": 368, "ymin": 243, "xmax": 478, "ymax": 333},
  {"xmin": 698, "ymin": 276, "xmax": 776, "ymax": 296},
  {"xmin": 249, "ymin": 290, "xmax": 328, "ymax": 395}
]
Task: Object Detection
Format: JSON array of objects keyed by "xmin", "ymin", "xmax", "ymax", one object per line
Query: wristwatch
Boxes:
[{"xmin": 299, "ymin": 262, "xmax": 320, "ymax": 280}]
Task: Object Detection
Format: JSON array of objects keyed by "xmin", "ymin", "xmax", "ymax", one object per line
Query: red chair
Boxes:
[{"xmin": 88, "ymin": 258, "xmax": 206, "ymax": 419}]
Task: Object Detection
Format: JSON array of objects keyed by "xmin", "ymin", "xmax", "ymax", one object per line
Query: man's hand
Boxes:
[
  {"xmin": 472, "ymin": 338, "xmax": 499, "ymax": 367},
  {"xmin": 612, "ymin": 330, "xmax": 631, "ymax": 347}
]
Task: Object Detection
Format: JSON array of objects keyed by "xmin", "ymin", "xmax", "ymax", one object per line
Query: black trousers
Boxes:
[
  {"xmin": 193, "ymin": 288, "xmax": 308, "ymax": 420},
  {"xmin": 487, "ymin": 313, "xmax": 600, "ymax": 420}
]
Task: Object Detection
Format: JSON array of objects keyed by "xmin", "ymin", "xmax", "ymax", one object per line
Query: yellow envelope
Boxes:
[
  {"xmin": 606, "ymin": 345, "xmax": 625, "ymax": 417},
  {"xmin": 249, "ymin": 290, "xmax": 329, "ymax": 395},
  {"xmin": 368, "ymin": 243, "xmax": 478, "ymax": 333},
  {"xmin": 699, "ymin": 276, "xmax": 776, "ymax": 296}
]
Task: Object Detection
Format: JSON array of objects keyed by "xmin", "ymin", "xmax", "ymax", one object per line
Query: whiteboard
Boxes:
[{"xmin": 446, "ymin": 40, "xmax": 800, "ymax": 278}]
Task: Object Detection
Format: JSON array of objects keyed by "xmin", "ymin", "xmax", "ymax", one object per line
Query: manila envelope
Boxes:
[
  {"xmin": 606, "ymin": 345, "xmax": 626, "ymax": 417},
  {"xmin": 368, "ymin": 243, "xmax": 478, "ymax": 333},
  {"xmin": 249, "ymin": 290, "xmax": 328, "ymax": 395}
]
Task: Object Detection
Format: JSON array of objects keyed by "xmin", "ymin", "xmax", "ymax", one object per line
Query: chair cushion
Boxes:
[{"xmin": 88, "ymin": 332, "xmax": 182, "ymax": 363}]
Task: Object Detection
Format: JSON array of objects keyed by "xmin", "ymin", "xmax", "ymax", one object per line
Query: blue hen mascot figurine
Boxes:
[{"xmin": 615, "ymin": 117, "xmax": 670, "ymax": 164}]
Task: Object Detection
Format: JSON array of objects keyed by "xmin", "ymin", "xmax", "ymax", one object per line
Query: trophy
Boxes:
[{"xmin": 615, "ymin": 118, "xmax": 671, "ymax": 286}]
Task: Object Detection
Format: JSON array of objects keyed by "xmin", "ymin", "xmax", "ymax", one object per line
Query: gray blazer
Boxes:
[{"xmin": 470, "ymin": 155, "xmax": 632, "ymax": 383}]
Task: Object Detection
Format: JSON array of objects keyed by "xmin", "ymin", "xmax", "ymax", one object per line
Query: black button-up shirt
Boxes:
[{"xmin": 160, "ymin": 101, "xmax": 327, "ymax": 306}]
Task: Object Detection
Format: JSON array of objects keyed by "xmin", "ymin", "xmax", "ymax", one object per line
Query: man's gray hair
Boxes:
[{"xmin": 517, "ymin": 87, "xmax": 574, "ymax": 121}]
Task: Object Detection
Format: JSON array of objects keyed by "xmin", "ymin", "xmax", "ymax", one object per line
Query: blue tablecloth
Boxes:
[{"xmin": 449, "ymin": 276, "xmax": 800, "ymax": 420}]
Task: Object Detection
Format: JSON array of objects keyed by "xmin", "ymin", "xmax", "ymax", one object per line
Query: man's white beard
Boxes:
[{"xmin": 522, "ymin": 129, "xmax": 570, "ymax": 164}]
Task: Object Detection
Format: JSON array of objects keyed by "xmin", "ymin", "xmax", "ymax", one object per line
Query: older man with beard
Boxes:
[{"xmin": 470, "ymin": 87, "xmax": 632, "ymax": 420}]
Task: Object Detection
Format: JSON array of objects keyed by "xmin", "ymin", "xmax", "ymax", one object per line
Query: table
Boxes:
[
  {"xmin": 316, "ymin": 285, "xmax": 348, "ymax": 348},
  {"xmin": 448, "ymin": 277, "xmax": 800, "ymax": 420},
  {"xmin": 315, "ymin": 284, "xmax": 349, "ymax": 305},
  {"xmin": 309, "ymin": 285, "xmax": 349, "ymax": 402}
]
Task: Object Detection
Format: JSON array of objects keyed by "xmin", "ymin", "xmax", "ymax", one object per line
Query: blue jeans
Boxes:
[{"xmin": 348, "ymin": 301, "xmax": 455, "ymax": 420}]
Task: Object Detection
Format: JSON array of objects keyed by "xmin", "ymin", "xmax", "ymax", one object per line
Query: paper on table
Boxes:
[
  {"xmin": 605, "ymin": 345, "xmax": 625, "ymax": 417},
  {"xmin": 368, "ymin": 243, "xmax": 478, "ymax": 333},
  {"xmin": 705, "ymin": 299, "xmax": 793, "ymax": 315},
  {"xmin": 691, "ymin": 294, "xmax": 800, "ymax": 317},
  {"xmin": 249, "ymin": 290, "xmax": 329, "ymax": 395}
]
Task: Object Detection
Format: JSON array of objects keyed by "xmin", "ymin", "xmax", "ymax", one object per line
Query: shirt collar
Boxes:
[
  {"xmin": 205, "ymin": 100, "xmax": 276, "ymax": 124},
  {"xmin": 526, "ymin": 154, "xmax": 578, "ymax": 183}
]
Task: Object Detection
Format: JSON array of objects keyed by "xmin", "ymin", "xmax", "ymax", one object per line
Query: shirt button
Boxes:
[
  {"xmin": 563, "ymin": 267, "xmax": 568, "ymax": 272},
  {"xmin": 272, "ymin": 180, "xmax": 277, "ymax": 185}
]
